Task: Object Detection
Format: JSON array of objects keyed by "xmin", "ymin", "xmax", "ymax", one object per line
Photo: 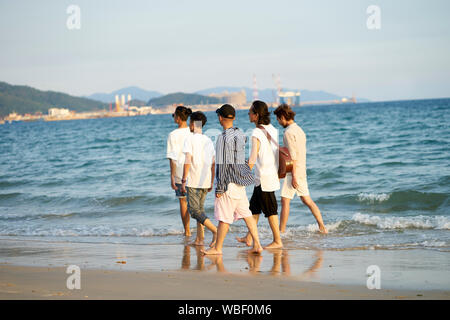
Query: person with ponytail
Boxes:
[
  {"xmin": 166, "ymin": 106, "xmax": 193, "ymax": 236},
  {"xmin": 237, "ymin": 100, "xmax": 283, "ymax": 249}
]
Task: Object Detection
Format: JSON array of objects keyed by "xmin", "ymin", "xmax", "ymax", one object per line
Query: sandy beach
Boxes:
[
  {"xmin": 0, "ymin": 238, "xmax": 449, "ymax": 300},
  {"xmin": 1, "ymin": 264, "xmax": 448, "ymax": 300}
]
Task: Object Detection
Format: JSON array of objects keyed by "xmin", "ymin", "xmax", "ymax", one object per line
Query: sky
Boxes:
[{"xmin": 0, "ymin": 0, "xmax": 449, "ymax": 101}]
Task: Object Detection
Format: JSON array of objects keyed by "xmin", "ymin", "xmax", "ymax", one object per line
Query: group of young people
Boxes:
[{"xmin": 166, "ymin": 101, "xmax": 327, "ymax": 256}]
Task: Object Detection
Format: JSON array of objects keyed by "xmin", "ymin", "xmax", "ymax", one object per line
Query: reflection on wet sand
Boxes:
[
  {"xmin": 297, "ymin": 250, "xmax": 323, "ymax": 280},
  {"xmin": 181, "ymin": 245, "xmax": 207, "ymax": 270},
  {"xmin": 267, "ymin": 249, "xmax": 291, "ymax": 276},
  {"xmin": 181, "ymin": 244, "xmax": 324, "ymax": 279}
]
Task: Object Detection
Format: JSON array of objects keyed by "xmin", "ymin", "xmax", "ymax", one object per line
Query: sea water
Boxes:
[{"xmin": 0, "ymin": 99, "xmax": 449, "ymax": 253}]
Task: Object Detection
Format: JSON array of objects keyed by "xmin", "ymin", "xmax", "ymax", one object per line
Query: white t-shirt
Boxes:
[
  {"xmin": 251, "ymin": 124, "xmax": 280, "ymax": 192},
  {"xmin": 182, "ymin": 133, "xmax": 215, "ymax": 188},
  {"xmin": 166, "ymin": 127, "xmax": 192, "ymax": 184}
]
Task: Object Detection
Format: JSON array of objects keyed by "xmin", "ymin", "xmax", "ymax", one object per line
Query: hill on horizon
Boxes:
[
  {"xmin": 86, "ymin": 86, "xmax": 163, "ymax": 103},
  {"xmin": 148, "ymin": 92, "xmax": 223, "ymax": 107},
  {"xmin": 0, "ymin": 81, "xmax": 108, "ymax": 117},
  {"xmin": 195, "ymin": 86, "xmax": 370, "ymax": 103},
  {"xmin": 87, "ymin": 86, "xmax": 369, "ymax": 105}
]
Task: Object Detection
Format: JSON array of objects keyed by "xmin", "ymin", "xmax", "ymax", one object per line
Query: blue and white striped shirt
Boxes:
[{"xmin": 215, "ymin": 127, "xmax": 254, "ymax": 194}]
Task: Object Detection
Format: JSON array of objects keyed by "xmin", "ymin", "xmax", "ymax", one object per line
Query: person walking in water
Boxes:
[
  {"xmin": 167, "ymin": 106, "xmax": 193, "ymax": 236},
  {"xmin": 180, "ymin": 111, "xmax": 218, "ymax": 247},
  {"xmin": 202, "ymin": 104, "xmax": 263, "ymax": 256},
  {"xmin": 237, "ymin": 100, "xmax": 283, "ymax": 249},
  {"xmin": 273, "ymin": 104, "xmax": 328, "ymax": 234}
]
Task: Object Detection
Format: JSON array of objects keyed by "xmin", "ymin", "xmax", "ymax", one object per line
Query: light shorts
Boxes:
[
  {"xmin": 214, "ymin": 183, "xmax": 252, "ymax": 224},
  {"xmin": 281, "ymin": 173, "xmax": 310, "ymax": 199}
]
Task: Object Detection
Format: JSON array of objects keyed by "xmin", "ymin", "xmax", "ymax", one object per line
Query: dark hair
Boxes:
[
  {"xmin": 173, "ymin": 106, "xmax": 192, "ymax": 121},
  {"xmin": 190, "ymin": 111, "xmax": 207, "ymax": 127},
  {"xmin": 251, "ymin": 100, "xmax": 271, "ymax": 125},
  {"xmin": 273, "ymin": 104, "xmax": 296, "ymax": 121}
]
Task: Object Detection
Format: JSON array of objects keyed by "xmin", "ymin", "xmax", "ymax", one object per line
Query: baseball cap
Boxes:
[{"xmin": 216, "ymin": 104, "xmax": 235, "ymax": 119}]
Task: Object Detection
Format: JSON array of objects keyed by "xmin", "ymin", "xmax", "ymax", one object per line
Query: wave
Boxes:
[
  {"xmin": 0, "ymin": 192, "xmax": 22, "ymax": 200},
  {"xmin": 0, "ymin": 225, "xmax": 184, "ymax": 237},
  {"xmin": 317, "ymin": 190, "xmax": 448, "ymax": 211},
  {"xmin": 357, "ymin": 193, "xmax": 390, "ymax": 203},
  {"xmin": 351, "ymin": 213, "xmax": 450, "ymax": 230}
]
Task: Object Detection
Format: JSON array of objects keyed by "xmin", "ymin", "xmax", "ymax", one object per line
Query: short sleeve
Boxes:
[
  {"xmin": 182, "ymin": 135, "xmax": 192, "ymax": 155},
  {"xmin": 251, "ymin": 128, "xmax": 265, "ymax": 142},
  {"xmin": 208, "ymin": 139, "xmax": 215, "ymax": 160},
  {"xmin": 284, "ymin": 131, "xmax": 298, "ymax": 160},
  {"xmin": 166, "ymin": 132, "xmax": 177, "ymax": 160},
  {"xmin": 203, "ymin": 138, "xmax": 215, "ymax": 164}
]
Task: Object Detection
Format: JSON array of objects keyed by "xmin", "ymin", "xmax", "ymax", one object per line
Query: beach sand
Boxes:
[
  {"xmin": 1, "ymin": 264, "xmax": 448, "ymax": 300},
  {"xmin": 1, "ymin": 237, "xmax": 449, "ymax": 300}
]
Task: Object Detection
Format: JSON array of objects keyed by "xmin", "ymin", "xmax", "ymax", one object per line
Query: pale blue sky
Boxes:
[{"xmin": 0, "ymin": 0, "xmax": 449, "ymax": 101}]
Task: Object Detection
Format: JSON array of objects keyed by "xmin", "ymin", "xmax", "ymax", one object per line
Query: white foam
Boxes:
[
  {"xmin": 357, "ymin": 193, "xmax": 390, "ymax": 203},
  {"xmin": 0, "ymin": 225, "xmax": 185, "ymax": 237},
  {"xmin": 352, "ymin": 213, "xmax": 450, "ymax": 230}
]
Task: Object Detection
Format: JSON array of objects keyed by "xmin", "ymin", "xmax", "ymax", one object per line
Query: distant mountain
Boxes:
[
  {"xmin": 148, "ymin": 92, "xmax": 223, "ymax": 108},
  {"xmin": 0, "ymin": 81, "xmax": 108, "ymax": 117},
  {"xmin": 128, "ymin": 99, "xmax": 147, "ymax": 107},
  {"xmin": 195, "ymin": 87, "xmax": 369, "ymax": 103},
  {"xmin": 86, "ymin": 86, "xmax": 163, "ymax": 103}
]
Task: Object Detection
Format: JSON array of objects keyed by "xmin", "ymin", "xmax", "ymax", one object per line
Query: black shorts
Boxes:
[{"xmin": 249, "ymin": 185, "xmax": 278, "ymax": 218}]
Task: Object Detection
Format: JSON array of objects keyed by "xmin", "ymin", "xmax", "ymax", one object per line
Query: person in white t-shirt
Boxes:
[
  {"xmin": 180, "ymin": 111, "xmax": 218, "ymax": 247},
  {"xmin": 166, "ymin": 106, "xmax": 193, "ymax": 236},
  {"xmin": 237, "ymin": 100, "xmax": 283, "ymax": 249}
]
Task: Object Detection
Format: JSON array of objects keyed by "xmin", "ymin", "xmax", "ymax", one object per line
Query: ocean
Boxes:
[{"xmin": 1, "ymin": 98, "xmax": 449, "ymax": 254}]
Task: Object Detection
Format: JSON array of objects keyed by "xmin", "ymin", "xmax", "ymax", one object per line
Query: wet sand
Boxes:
[
  {"xmin": 1, "ymin": 264, "xmax": 448, "ymax": 300},
  {"xmin": 0, "ymin": 237, "xmax": 449, "ymax": 299}
]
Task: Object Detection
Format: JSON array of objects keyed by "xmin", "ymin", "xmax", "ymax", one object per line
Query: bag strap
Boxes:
[{"xmin": 256, "ymin": 125, "xmax": 280, "ymax": 148}]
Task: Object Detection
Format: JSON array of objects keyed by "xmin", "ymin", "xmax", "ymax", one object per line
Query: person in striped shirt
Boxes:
[{"xmin": 201, "ymin": 104, "xmax": 263, "ymax": 256}]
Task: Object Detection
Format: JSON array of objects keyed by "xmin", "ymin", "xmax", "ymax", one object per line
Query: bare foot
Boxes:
[
  {"xmin": 191, "ymin": 238, "xmax": 204, "ymax": 246},
  {"xmin": 201, "ymin": 248, "xmax": 223, "ymax": 255},
  {"xmin": 319, "ymin": 225, "xmax": 328, "ymax": 234},
  {"xmin": 236, "ymin": 235, "xmax": 253, "ymax": 247},
  {"xmin": 209, "ymin": 233, "xmax": 217, "ymax": 248},
  {"xmin": 264, "ymin": 241, "xmax": 283, "ymax": 249},
  {"xmin": 184, "ymin": 230, "xmax": 192, "ymax": 237},
  {"xmin": 248, "ymin": 244, "xmax": 263, "ymax": 255}
]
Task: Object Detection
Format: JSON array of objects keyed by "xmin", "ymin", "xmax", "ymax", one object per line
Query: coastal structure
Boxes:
[
  {"xmin": 279, "ymin": 91, "xmax": 301, "ymax": 107},
  {"xmin": 208, "ymin": 90, "xmax": 246, "ymax": 106}
]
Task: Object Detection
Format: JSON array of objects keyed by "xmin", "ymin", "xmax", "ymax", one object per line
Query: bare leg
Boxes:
[
  {"xmin": 205, "ymin": 255, "xmax": 226, "ymax": 273},
  {"xmin": 179, "ymin": 198, "xmax": 191, "ymax": 236},
  {"xmin": 269, "ymin": 250, "xmax": 282, "ymax": 275},
  {"xmin": 201, "ymin": 221, "xmax": 229, "ymax": 255},
  {"xmin": 247, "ymin": 254, "xmax": 263, "ymax": 274},
  {"xmin": 203, "ymin": 218, "xmax": 218, "ymax": 247},
  {"xmin": 236, "ymin": 214, "xmax": 259, "ymax": 247},
  {"xmin": 300, "ymin": 196, "xmax": 328, "ymax": 234},
  {"xmin": 243, "ymin": 216, "xmax": 263, "ymax": 254},
  {"xmin": 280, "ymin": 197, "xmax": 291, "ymax": 233},
  {"xmin": 264, "ymin": 215, "xmax": 283, "ymax": 249},
  {"xmin": 193, "ymin": 222, "xmax": 204, "ymax": 246}
]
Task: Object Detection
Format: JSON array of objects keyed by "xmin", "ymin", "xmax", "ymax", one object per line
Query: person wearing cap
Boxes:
[{"xmin": 201, "ymin": 104, "xmax": 263, "ymax": 255}]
